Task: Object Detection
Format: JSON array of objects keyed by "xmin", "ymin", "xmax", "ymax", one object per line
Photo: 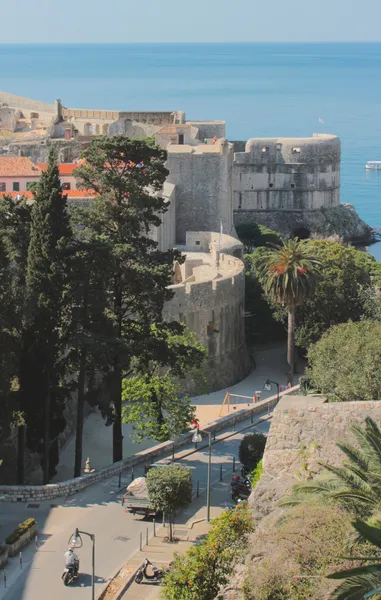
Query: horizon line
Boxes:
[{"xmin": 1, "ymin": 40, "xmax": 381, "ymax": 45}]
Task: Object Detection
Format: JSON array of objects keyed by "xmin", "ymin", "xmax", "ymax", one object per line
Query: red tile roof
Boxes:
[
  {"xmin": 0, "ymin": 157, "xmax": 42, "ymax": 177},
  {"xmin": 37, "ymin": 163, "xmax": 82, "ymax": 176},
  {"xmin": 0, "ymin": 190, "xmax": 98, "ymax": 199}
]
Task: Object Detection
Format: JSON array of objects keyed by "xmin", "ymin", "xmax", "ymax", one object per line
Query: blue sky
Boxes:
[{"xmin": 3, "ymin": 0, "xmax": 381, "ymax": 43}]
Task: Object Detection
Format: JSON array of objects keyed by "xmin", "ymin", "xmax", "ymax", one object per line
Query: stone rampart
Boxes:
[
  {"xmin": 0, "ymin": 386, "xmax": 299, "ymax": 502},
  {"xmin": 251, "ymin": 395, "xmax": 381, "ymax": 519},
  {"xmin": 233, "ymin": 134, "xmax": 341, "ymax": 214},
  {"xmin": 166, "ymin": 140, "xmax": 234, "ymax": 244},
  {"xmin": 0, "ymin": 91, "xmax": 56, "ymax": 115},
  {"xmin": 164, "ymin": 251, "xmax": 250, "ymax": 390}
]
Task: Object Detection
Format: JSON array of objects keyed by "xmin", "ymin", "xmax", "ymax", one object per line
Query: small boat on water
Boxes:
[{"xmin": 366, "ymin": 161, "xmax": 381, "ymax": 170}]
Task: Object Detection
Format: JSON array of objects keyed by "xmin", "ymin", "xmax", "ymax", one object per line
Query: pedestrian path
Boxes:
[{"xmin": 118, "ymin": 483, "xmax": 231, "ymax": 600}]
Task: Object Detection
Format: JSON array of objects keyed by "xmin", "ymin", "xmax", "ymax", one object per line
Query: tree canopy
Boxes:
[{"xmin": 306, "ymin": 320, "xmax": 381, "ymax": 403}]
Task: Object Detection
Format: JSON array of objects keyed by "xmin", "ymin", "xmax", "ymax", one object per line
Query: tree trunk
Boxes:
[
  {"xmin": 74, "ymin": 349, "xmax": 87, "ymax": 478},
  {"xmin": 287, "ymin": 307, "xmax": 296, "ymax": 385},
  {"xmin": 74, "ymin": 278, "xmax": 89, "ymax": 478},
  {"xmin": 112, "ymin": 363, "xmax": 123, "ymax": 463},
  {"xmin": 17, "ymin": 425, "xmax": 25, "ymax": 484},
  {"xmin": 43, "ymin": 384, "xmax": 50, "ymax": 484}
]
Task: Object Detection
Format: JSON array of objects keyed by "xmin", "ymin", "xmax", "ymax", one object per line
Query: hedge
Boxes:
[
  {"xmin": 239, "ymin": 433, "xmax": 266, "ymax": 471},
  {"xmin": 5, "ymin": 518, "xmax": 35, "ymax": 545}
]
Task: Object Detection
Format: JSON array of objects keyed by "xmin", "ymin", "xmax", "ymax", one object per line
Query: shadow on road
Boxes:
[{"xmin": 72, "ymin": 573, "xmax": 107, "ymax": 587}]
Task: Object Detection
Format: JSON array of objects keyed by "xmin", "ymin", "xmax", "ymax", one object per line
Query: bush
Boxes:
[
  {"xmin": 250, "ymin": 459, "xmax": 263, "ymax": 488},
  {"xmin": 5, "ymin": 518, "xmax": 35, "ymax": 545},
  {"xmin": 239, "ymin": 433, "xmax": 266, "ymax": 471},
  {"xmin": 0, "ymin": 546, "xmax": 7, "ymax": 555},
  {"xmin": 162, "ymin": 503, "xmax": 254, "ymax": 600},
  {"xmin": 244, "ymin": 503, "xmax": 356, "ymax": 600},
  {"xmin": 236, "ymin": 224, "xmax": 283, "ymax": 253},
  {"xmin": 146, "ymin": 464, "xmax": 192, "ymax": 541}
]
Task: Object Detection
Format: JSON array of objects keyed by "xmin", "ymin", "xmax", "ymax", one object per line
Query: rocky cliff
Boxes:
[{"xmin": 234, "ymin": 203, "xmax": 373, "ymax": 245}]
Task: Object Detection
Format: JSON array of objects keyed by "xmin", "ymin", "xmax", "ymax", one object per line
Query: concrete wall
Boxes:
[
  {"xmin": 180, "ymin": 231, "xmax": 243, "ymax": 258},
  {"xmin": 164, "ymin": 250, "xmax": 251, "ymax": 391},
  {"xmin": 233, "ymin": 134, "xmax": 340, "ymax": 218},
  {"xmin": 166, "ymin": 139, "xmax": 234, "ymax": 244}
]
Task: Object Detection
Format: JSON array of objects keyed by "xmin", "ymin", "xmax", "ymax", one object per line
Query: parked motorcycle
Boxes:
[
  {"xmin": 241, "ymin": 466, "xmax": 251, "ymax": 479},
  {"xmin": 62, "ymin": 561, "xmax": 80, "ymax": 586},
  {"xmin": 231, "ymin": 475, "xmax": 252, "ymax": 503},
  {"xmin": 135, "ymin": 558, "xmax": 163, "ymax": 584}
]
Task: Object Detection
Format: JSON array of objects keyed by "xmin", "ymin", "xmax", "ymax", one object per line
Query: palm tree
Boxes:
[
  {"xmin": 254, "ymin": 238, "xmax": 321, "ymax": 383},
  {"xmin": 328, "ymin": 519, "xmax": 381, "ymax": 599},
  {"xmin": 281, "ymin": 417, "xmax": 381, "ymax": 518}
]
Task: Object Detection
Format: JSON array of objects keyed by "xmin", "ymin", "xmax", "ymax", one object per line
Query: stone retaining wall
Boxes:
[
  {"xmin": 7, "ymin": 522, "xmax": 38, "ymax": 557},
  {"xmin": 0, "ymin": 386, "xmax": 299, "ymax": 502}
]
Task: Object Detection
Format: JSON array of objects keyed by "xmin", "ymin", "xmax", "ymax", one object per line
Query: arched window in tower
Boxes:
[{"xmin": 84, "ymin": 123, "xmax": 93, "ymax": 135}]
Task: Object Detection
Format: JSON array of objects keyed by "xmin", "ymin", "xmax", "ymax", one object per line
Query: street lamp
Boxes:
[
  {"xmin": 263, "ymin": 379, "xmax": 280, "ymax": 404},
  {"xmin": 69, "ymin": 528, "xmax": 95, "ymax": 600},
  {"xmin": 192, "ymin": 428, "xmax": 212, "ymax": 522}
]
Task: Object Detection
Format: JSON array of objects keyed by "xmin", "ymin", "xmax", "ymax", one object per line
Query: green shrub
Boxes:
[
  {"xmin": 250, "ymin": 459, "xmax": 263, "ymax": 488},
  {"xmin": 162, "ymin": 503, "xmax": 254, "ymax": 600},
  {"xmin": 239, "ymin": 433, "xmax": 266, "ymax": 471},
  {"xmin": 146, "ymin": 464, "xmax": 192, "ymax": 541},
  {"xmin": 0, "ymin": 546, "xmax": 7, "ymax": 555},
  {"xmin": 236, "ymin": 224, "xmax": 283, "ymax": 253},
  {"xmin": 5, "ymin": 518, "xmax": 35, "ymax": 545}
]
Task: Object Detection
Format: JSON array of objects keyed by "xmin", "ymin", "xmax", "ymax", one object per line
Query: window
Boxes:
[
  {"xmin": 195, "ymin": 240, "xmax": 200, "ymax": 246},
  {"xmin": 292, "ymin": 147, "xmax": 301, "ymax": 154},
  {"xmin": 261, "ymin": 146, "xmax": 268, "ymax": 153},
  {"xmin": 62, "ymin": 182, "xmax": 71, "ymax": 191},
  {"xmin": 13, "ymin": 182, "xmax": 20, "ymax": 192},
  {"xmin": 291, "ymin": 183, "xmax": 295, "ymax": 189},
  {"xmin": 276, "ymin": 143, "xmax": 282, "ymax": 151},
  {"xmin": 178, "ymin": 134, "xmax": 184, "ymax": 145},
  {"xmin": 269, "ymin": 183, "xmax": 274, "ymax": 188},
  {"xmin": 0, "ymin": 183, "xmax": 5, "ymax": 192}
]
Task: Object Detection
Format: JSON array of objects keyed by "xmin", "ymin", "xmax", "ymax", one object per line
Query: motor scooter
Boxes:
[
  {"xmin": 62, "ymin": 560, "xmax": 80, "ymax": 586},
  {"xmin": 135, "ymin": 558, "xmax": 163, "ymax": 584},
  {"xmin": 231, "ymin": 475, "xmax": 251, "ymax": 503}
]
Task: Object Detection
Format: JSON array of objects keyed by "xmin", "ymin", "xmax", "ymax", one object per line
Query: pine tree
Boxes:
[
  {"xmin": 21, "ymin": 148, "xmax": 73, "ymax": 483},
  {"xmin": 75, "ymin": 136, "xmax": 205, "ymax": 462}
]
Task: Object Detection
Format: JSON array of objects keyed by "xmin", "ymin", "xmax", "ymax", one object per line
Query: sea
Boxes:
[{"xmin": 1, "ymin": 42, "xmax": 381, "ymax": 257}]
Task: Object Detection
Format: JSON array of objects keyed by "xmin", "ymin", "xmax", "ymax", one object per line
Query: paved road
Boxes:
[{"xmin": 0, "ymin": 414, "xmax": 270, "ymax": 600}]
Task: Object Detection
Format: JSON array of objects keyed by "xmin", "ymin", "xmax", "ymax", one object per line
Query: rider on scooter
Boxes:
[{"xmin": 64, "ymin": 545, "xmax": 79, "ymax": 574}]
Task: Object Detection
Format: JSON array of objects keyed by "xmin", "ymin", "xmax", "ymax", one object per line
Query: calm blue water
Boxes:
[{"xmin": 1, "ymin": 43, "xmax": 381, "ymax": 256}]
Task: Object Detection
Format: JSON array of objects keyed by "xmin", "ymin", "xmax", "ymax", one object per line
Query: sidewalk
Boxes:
[{"xmin": 107, "ymin": 482, "xmax": 232, "ymax": 600}]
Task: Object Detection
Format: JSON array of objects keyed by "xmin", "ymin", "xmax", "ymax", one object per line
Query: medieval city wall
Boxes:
[
  {"xmin": 233, "ymin": 134, "xmax": 341, "ymax": 214},
  {"xmin": 166, "ymin": 140, "xmax": 234, "ymax": 244},
  {"xmin": 164, "ymin": 252, "xmax": 251, "ymax": 391},
  {"xmin": 0, "ymin": 91, "xmax": 56, "ymax": 120},
  {"xmin": 251, "ymin": 395, "xmax": 381, "ymax": 519}
]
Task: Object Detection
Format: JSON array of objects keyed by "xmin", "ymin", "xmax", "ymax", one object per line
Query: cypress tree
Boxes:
[{"xmin": 22, "ymin": 148, "xmax": 72, "ymax": 483}]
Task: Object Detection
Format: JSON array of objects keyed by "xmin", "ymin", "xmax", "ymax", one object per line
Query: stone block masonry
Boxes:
[{"xmin": 251, "ymin": 395, "xmax": 381, "ymax": 519}]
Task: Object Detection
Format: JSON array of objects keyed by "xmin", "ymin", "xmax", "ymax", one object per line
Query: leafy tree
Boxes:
[
  {"xmin": 21, "ymin": 149, "xmax": 73, "ymax": 483},
  {"xmin": 239, "ymin": 432, "xmax": 267, "ymax": 472},
  {"xmin": 146, "ymin": 464, "xmax": 192, "ymax": 542},
  {"xmin": 253, "ymin": 238, "xmax": 321, "ymax": 382},
  {"xmin": 306, "ymin": 320, "xmax": 381, "ymax": 403},
  {"xmin": 236, "ymin": 223, "xmax": 283, "ymax": 253},
  {"xmin": 75, "ymin": 136, "xmax": 205, "ymax": 462},
  {"xmin": 162, "ymin": 503, "xmax": 254, "ymax": 600},
  {"xmin": 281, "ymin": 417, "xmax": 381, "ymax": 519},
  {"xmin": 295, "ymin": 240, "xmax": 375, "ymax": 349},
  {"xmin": 122, "ymin": 373, "xmax": 196, "ymax": 442},
  {"xmin": 328, "ymin": 519, "xmax": 381, "ymax": 600}
]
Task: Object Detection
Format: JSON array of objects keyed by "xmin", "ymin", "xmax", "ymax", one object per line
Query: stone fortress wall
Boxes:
[
  {"xmin": 251, "ymin": 395, "xmax": 381, "ymax": 519},
  {"xmin": 166, "ymin": 138, "xmax": 234, "ymax": 244},
  {"xmin": 163, "ymin": 233, "xmax": 251, "ymax": 391}
]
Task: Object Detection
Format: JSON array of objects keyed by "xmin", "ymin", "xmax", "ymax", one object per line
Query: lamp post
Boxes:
[
  {"xmin": 192, "ymin": 427, "xmax": 212, "ymax": 522},
  {"xmin": 69, "ymin": 528, "xmax": 95, "ymax": 600},
  {"xmin": 263, "ymin": 379, "xmax": 280, "ymax": 404}
]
